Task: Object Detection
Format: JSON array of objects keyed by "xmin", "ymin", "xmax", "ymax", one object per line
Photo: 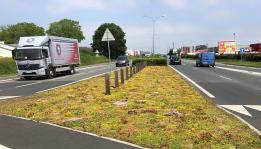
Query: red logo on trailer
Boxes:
[
  {"xmin": 26, "ymin": 38, "xmax": 35, "ymax": 43},
  {"xmin": 56, "ymin": 44, "xmax": 62, "ymax": 55}
]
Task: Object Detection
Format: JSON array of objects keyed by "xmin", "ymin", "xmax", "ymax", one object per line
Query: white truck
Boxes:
[{"xmin": 13, "ymin": 36, "xmax": 80, "ymax": 79}]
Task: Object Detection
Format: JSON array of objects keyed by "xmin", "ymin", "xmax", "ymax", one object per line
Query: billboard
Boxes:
[{"xmin": 218, "ymin": 41, "xmax": 237, "ymax": 54}]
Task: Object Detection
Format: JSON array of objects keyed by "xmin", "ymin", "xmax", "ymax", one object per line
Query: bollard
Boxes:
[
  {"xmin": 105, "ymin": 73, "xmax": 110, "ymax": 95},
  {"xmin": 130, "ymin": 66, "xmax": 133, "ymax": 78},
  {"xmin": 126, "ymin": 67, "xmax": 129, "ymax": 80},
  {"xmin": 120, "ymin": 68, "xmax": 124, "ymax": 84},
  {"xmin": 136, "ymin": 64, "xmax": 139, "ymax": 73},
  {"xmin": 133, "ymin": 66, "xmax": 136, "ymax": 74},
  {"xmin": 114, "ymin": 70, "xmax": 119, "ymax": 88}
]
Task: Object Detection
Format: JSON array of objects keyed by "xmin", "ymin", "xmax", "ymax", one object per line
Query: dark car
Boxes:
[
  {"xmin": 116, "ymin": 56, "xmax": 129, "ymax": 67},
  {"xmin": 170, "ymin": 56, "xmax": 181, "ymax": 65}
]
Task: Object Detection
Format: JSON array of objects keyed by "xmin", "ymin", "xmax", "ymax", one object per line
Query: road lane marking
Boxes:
[
  {"xmin": 217, "ymin": 105, "xmax": 261, "ymax": 135},
  {"xmin": 76, "ymin": 64, "xmax": 107, "ymax": 71},
  {"xmin": 0, "ymin": 96, "xmax": 20, "ymax": 100},
  {"xmin": 0, "ymin": 79, "xmax": 14, "ymax": 83},
  {"xmin": 216, "ymin": 66, "xmax": 261, "ymax": 77},
  {"xmin": 15, "ymin": 81, "xmax": 42, "ymax": 88},
  {"xmin": 219, "ymin": 75, "xmax": 233, "ymax": 81},
  {"xmin": 0, "ymin": 144, "xmax": 10, "ymax": 149},
  {"xmin": 37, "ymin": 69, "xmax": 117, "ymax": 94},
  {"xmin": 220, "ymin": 105, "xmax": 252, "ymax": 117},
  {"xmin": 169, "ymin": 65, "xmax": 216, "ymax": 98},
  {"xmin": 244, "ymin": 105, "xmax": 261, "ymax": 112}
]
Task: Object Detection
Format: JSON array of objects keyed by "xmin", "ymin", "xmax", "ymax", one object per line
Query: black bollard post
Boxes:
[
  {"xmin": 105, "ymin": 73, "xmax": 110, "ymax": 95},
  {"xmin": 114, "ymin": 70, "xmax": 119, "ymax": 88},
  {"xmin": 120, "ymin": 68, "xmax": 124, "ymax": 84}
]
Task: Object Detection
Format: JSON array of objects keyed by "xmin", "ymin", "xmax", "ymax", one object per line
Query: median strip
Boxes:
[{"xmin": 0, "ymin": 66, "xmax": 260, "ymax": 148}]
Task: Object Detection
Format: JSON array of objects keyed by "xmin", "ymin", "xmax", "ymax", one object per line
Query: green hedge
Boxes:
[
  {"xmin": 0, "ymin": 57, "xmax": 16, "ymax": 76},
  {"xmin": 132, "ymin": 58, "xmax": 167, "ymax": 66},
  {"xmin": 181, "ymin": 53, "xmax": 261, "ymax": 62}
]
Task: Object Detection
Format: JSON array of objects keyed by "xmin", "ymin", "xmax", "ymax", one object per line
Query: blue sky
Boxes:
[{"xmin": 1, "ymin": 0, "xmax": 261, "ymax": 53}]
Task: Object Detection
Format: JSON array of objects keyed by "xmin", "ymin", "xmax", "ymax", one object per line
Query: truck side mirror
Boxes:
[{"xmin": 12, "ymin": 48, "xmax": 17, "ymax": 60}]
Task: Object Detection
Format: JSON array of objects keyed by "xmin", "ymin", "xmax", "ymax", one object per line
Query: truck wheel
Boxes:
[
  {"xmin": 48, "ymin": 68, "xmax": 56, "ymax": 78},
  {"xmin": 212, "ymin": 65, "xmax": 215, "ymax": 67},
  {"xmin": 67, "ymin": 65, "xmax": 75, "ymax": 75}
]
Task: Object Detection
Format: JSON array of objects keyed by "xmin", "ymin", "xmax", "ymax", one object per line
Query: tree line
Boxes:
[{"xmin": 0, "ymin": 19, "xmax": 127, "ymax": 59}]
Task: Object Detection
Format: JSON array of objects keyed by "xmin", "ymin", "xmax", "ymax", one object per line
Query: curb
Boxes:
[{"xmin": 0, "ymin": 114, "xmax": 146, "ymax": 149}]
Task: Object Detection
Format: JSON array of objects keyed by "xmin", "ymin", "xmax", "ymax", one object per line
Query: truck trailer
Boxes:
[{"xmin": 13, "ymin": 36, "xmax": 80, "ymax": 79}]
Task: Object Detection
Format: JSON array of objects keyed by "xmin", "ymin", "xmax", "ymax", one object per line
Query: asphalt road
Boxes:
[
  {"xmin": 0, "ymin": 63, "xmax": 116, "ymax": 98},
  {"xmin": 0, "ymin": 63, "xmax": 141, "ymax": 149},
  {"xmin": 170, "ymin": 60, "xmax": 261, "ymax": 132}
]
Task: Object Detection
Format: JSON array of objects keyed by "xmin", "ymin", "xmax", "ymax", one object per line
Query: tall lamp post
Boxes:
[{"xmin": 144, "ymin": 15, "xmax": 165, "ymax": 55}]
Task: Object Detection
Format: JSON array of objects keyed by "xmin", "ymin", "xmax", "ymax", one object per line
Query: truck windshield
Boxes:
[{"xmin": 16, "ymin": 49, "xmax": 42, "ymax": 60}]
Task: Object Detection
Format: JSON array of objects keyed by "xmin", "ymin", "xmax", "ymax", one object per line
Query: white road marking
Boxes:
[
  {"xmin": 216, "ymin": 66, "xmax": 261, "ymax": 77},
  {"xmin": 169, "ymin": 65, "xmax": 216, "ymax": 98},
  {"xmin": 0, "ymin": 79, "xmax": 15, "ymax": 83},
  {"xmin": 0, "ymin": 96, "xmax": 20, "ymax": 100},
  {"xmin": 1, "ymin": 114, "xmax": 145, "ymax": 149},
  {"xmin": 244, "ymin": 105, "xmax": 261, "ymax": 112},
  {"xmin": 217, "ymin": 105, "xmax": 261, "ymax": 135},
  {"xmin": 217, "ymin": 63, "xmax": 261, "ymax": 70},
  {"xmin": 37, "ymin": 69, "xmax": 117, "ymax": 94},
  {"xmin": 220, "ymin": 105, "xmax": 252, "ymax": 117},
  {"xmin": 76, "ymin": 64, "xmax": 107, "ymax": 71},
  {"xmin": 219, "ymin": 75, "xmax": 233, "ymax": 81},
  {"xmin": 15, "ymin": 81, "xmax": 42, "ymax": 88},
  {"xmin": 0, "ymin": 144, "xmax": 10, "ymax": 149}
]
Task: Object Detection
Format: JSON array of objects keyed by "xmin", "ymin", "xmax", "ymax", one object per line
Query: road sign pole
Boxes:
[{"xmin": 108, "ymin": 39, "xmax": 112, "ymax": 72}]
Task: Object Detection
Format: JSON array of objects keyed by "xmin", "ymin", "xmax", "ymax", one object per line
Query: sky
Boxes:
[{"xmin": 1, "ymin": 0, "xmax": 261, "ymax": 53}]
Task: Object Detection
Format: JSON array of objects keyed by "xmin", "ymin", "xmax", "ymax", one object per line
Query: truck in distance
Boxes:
[{"xmin": 13, "ymin": 36, "xmax": 80, "ymax": 79}]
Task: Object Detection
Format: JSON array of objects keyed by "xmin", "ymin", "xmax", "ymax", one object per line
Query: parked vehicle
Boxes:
[
  {"xmin": 196, "ymin": 52, "xmax": 215, "ymax": 67},
  {"xmin": 12, "ymin": 36, "xmax": 80, "ymax": 79},
  {"xmin": 116, "ymin": 56, "xmax": 129, "ymax": 67},
  {"xmin": 170, "ymin": 55, "xmax": 182, "ymax": 65}
]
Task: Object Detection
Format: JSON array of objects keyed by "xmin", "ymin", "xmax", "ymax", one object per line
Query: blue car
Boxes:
[{"xmin": 196, "ymin": 52, "xmax": 215, "ymax": 67}]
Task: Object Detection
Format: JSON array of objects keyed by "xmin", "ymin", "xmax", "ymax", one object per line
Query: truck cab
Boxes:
[
  {"xmin": 196, "ymin": 52, "xmax": 215, "ymax": 67},
  {"xmin": 14, "ymin": 47, "xmax": 52, "ymax": 79}
]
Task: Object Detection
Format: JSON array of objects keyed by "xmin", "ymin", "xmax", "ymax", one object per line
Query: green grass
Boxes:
[
  {"xmin": 79, "ymin": 49, "xmax": 108, "ymax": 66},
  {"xmin": 217, "ymin": 59, "xmax": 261, "ymax": 68},
  {"xmin": 0, "ymin": 66, "xmax": 260, "ymax": 148},
  {"xmin": 0, "ymin": 57, "xmax": 16, "ymax": 76},
  {"xmin": 0, "ymin": 49, "xmax": 108, "ymax": 76}
]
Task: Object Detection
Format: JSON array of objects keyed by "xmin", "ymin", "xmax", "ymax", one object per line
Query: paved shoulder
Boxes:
[{"xmin": 0, "ymin": 115, "xmax": 141, "ymax": 149}]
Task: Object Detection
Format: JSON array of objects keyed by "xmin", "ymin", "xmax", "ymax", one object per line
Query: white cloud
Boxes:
[
  {"xmin": 162, "ymin": 0, "xmax": 187, "ymax": 9},
  {"xmin": 46, "ymin": 0, "xmax": 137, "ymax": 14}
]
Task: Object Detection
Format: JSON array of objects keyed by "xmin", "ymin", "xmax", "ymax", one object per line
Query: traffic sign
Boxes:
[
  {"xmin": 102, "ymin": 28, "xmax": 115, "ymax": 41},
  {"xmin": 240, "ymin": 48, "xmax": 245, "ymax": 53}
]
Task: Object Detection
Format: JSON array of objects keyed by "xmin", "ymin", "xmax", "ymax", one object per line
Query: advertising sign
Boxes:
[{"xmin": 218, "ymin": 41, "xmax": 237, "ymax": 54}]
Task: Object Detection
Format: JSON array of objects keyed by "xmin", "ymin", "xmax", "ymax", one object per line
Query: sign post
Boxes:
[{"xmin": 102, "ymin": 28, "xmax": 115, "ymax": 72}]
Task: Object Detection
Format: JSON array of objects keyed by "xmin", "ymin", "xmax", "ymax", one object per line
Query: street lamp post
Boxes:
[{"xmin": 144, "ymin": 15, "xmax": 165, "ymax": 55}]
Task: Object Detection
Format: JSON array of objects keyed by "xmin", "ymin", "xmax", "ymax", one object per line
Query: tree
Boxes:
[
  {"xmin": 0, "ymin": 22, "xmax": 45, "ymax": 44},
  {"xmin": 46, "ymin": 19, "xmax": 85, "ymax": 42},
  {"xmin": 92, "ymin": 23, "xmax": 127, "ymax": 59},
  {"xmin": 168, "ymin": 49, "xmax": 174, "ymax": 56}
]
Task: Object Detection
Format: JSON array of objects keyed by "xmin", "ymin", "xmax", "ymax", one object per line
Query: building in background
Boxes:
[
  {"xmin": 250, "ymin": 43, "xmax": 261, "ymax": 53},
  {"xmin": 0, "ymin": 41, "xmax": 15, "ymax": 57}
]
